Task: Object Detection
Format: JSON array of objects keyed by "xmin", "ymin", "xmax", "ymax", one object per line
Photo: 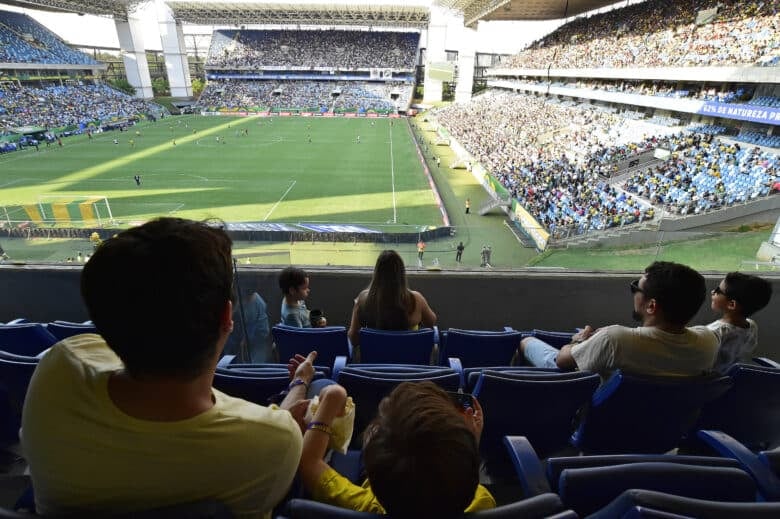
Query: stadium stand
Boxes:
[
  {"xmin": 504, "ymin": 0, "xmax": 779, "ymax": 69},
  {"xmin": 207, "ymin": 29, "xmax": 419, "ymax": 70},
  {"xmin": 0, "ymin": 10, "xmax": 98, "ymax": 66},
  {"xmin": 0, "ymin": 83, "xmax": 161, "ymax": 130},
  {"xmin": 196, "ymin": 29, "xmax": 418, "ymax": 113}
]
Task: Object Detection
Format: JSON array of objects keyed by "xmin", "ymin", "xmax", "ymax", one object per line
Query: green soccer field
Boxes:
[{"xmin": 0, "ymin": 115, "xmax": 443, "ymax": 230}]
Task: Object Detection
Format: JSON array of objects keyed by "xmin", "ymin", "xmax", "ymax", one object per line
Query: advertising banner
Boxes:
[
  {"xmin": 513, "ymin": 201, "xmax": 549, "ymax": 251},
  {"xmin": 698, "ymin": 102, "xmax": 780, "ymax": 126}
]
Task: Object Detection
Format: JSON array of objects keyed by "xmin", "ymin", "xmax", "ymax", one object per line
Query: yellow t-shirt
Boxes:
[
  {"xmin": 311, "ymin": 467, "xmax": 496, "ymax": 514},
  {"xmin": 21, "ymin": 335, "xmax": 302, "ymax": 518}
]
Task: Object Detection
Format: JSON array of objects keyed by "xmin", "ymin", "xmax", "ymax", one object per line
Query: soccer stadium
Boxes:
[{"xmin": 1, "ymin": 0, "xmax": 780, "ymax": 516}]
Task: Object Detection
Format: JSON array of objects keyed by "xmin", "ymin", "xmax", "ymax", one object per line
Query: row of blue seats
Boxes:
[
  {"xmin": 3, "ymin": 430, "xmax": 779, "ymax": 517},
  {"xmin": 0, "ymin": 320, "xmax": 573, "ymax": 370},
  {"xmin": 212, "ymin": 358, "xmax": 780, "ymax": 466}
]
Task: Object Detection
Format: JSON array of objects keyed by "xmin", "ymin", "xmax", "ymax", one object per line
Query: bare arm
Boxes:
[
  {"xmin": 554, "ymin": 344, "xmax": 578, "ymax": 371},
  {"xmin": 299, "ymin": 384, "xmax": 348, "ymax": 492},
  {"xmin": 347, "ymin": 295, "xmax": 362, "ymax": 347},
  {"xmin": 415, "ymin": 292, "xmax": 437, "ymax": 328}
]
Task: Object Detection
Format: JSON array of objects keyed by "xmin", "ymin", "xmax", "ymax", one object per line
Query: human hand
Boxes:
[
  {"xmin": 311, "ymin": 384, "xmax": 348, "ymax": 425},
  {"xmin": 287, "ymin": 398, "xmax": 311, "ymax": 435},
  {"xmin": 288, "ymin": 351, "xmax": 317, "ymax": 383},
  {"xmin": 572, "ymin": 325, "xmax": 595, "ymax": 343}
]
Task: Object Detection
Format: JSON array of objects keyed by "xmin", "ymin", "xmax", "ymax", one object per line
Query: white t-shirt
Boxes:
[
  {"xmin": 570, "ymin": 324, "xmax": 719, "ymax": 378},
  {"xmin": 22, "ymin": 334, "xmax": 302, "ymax": 518},
  {"xmin": 706, "ymin": 318, "xmax": 758, "ymax": 373}
]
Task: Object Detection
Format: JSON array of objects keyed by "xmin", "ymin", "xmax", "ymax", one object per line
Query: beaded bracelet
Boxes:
[
  {"xmin": 307, "ymin": 421, "xmax": 333, "ymax": 436},
  {"xmin": 288, "ymin": 378, "xmax": 310, "ymax": 391}
]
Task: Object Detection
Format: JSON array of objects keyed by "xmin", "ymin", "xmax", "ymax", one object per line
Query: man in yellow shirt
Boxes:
[{"xmin": 22, "ymin": 218, "xmax": 309, "ymax": 518}]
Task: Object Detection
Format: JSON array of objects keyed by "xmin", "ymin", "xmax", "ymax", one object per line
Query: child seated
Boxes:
[
  {"xmin": 298, "ymin": 381, "xmax": 495, "ymax": 517},
  {"xmin": 707, "ymin": 272, "xmax": 772, "ymax": 373}
]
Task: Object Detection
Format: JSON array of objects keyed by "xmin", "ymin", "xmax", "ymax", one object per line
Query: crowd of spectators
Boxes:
[
  {"xmin": 433, "ymin": 92, "xmax": 664, "ymax": 236},
  {"xmin": 513, "ymin": 78, "xmax": 780, "ymax": 109},
  {"xmin": 0, "ymin": 82, "xmax": 161, "ymax": 129},
  {"xmin": 0, "ymin": 10, "xmax": 98, "ymax": 65},
  {"xmin": 433, "ymin": 90, "xmax": 778, "ymax": 238},
  {"xmin": 207, "ymin": 29, "xmax": 419, "ymax": 70},
  {"xmin": 623, "ymin": 133, "xmax": 778, "ymax": 215},
  {"xmin": 196, "ymin": 79, "xmax": 410, "ymax": 112},
  {"xmin": 505, "ymin": 0, "xmax": 779, "ymax": 69}
]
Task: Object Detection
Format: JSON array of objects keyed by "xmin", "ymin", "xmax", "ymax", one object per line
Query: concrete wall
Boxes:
[{"xmin": 2, "ymin": 266, "xmax": 779, "ymax": 360}]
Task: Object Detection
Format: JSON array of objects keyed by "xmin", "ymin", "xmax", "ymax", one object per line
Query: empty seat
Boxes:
[
  {"xmin": 271, "ymin": 324, "xmax": 351, "ymax": 369},
  {"xmin": 0, "ymin": 323, "xmax": 57, "ymax": 357},
  {"xmin": 438, "ymin": 327, "xmax": 521, "ymax": 367},
  {"xmin": 46, "ymin": 321, "xmax": 97, "ymax": 341},
  {"xmin": 473, "ymin": 370, "xmax": 599, "ymax": 471}
]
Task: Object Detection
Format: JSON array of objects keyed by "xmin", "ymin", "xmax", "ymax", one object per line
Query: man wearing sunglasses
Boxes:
[{"xmin": 520, "ymin": 261, "xmax": 719, "ymax": 378}]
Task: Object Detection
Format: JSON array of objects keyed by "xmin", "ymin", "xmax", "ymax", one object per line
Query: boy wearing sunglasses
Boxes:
[{"xmin": 707, "ymin": 272, "xmax": 772, "ymax": 373}]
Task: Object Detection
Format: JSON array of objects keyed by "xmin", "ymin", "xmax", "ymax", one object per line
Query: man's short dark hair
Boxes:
[
  {"xmin": 643, "ymin": 261, "xmax": 706, "ymax": 327},
  {"xmin": 362, "ymin": 381, "xmax": 480, "ymax": 519},
  {"xmin": 81, "ymin": 218, "xmax": 233, "ymax": 380},
  {"xmin": 724, "ymin": 272, "xmax": 772, "ymax": 317},
  {"xmin": 278, "ymin": 266, "xmax": 307, "ymax": 296}
]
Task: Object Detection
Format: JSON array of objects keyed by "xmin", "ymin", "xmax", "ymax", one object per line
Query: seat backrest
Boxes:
[
  {"xmin": 218, "ymin": 362, "xmax": 332, "ymax": 379},
  {"xmin": 283, "ymin": 493, "xmax": 568, "ymax": 518},
  {"xmin": 212, "ymin": 371, "xmax": 290, "ymax": 405},
  {"xmin": 463, "ymin": 367, "xmax": 564, "ymax": 392},
  {"xmin": 336, "ymin": 368, "xmax": 460, "ymax": 448},
  {"xmin": 0, "ymin": 324, "xmax": 57, "ymax": 357},
  {"xmin": 694, "ymin": 363, "xmax": 780, "ymax": 451},
  {"xmin": 46, "ymin": 321, "xmax": 97, "ymax": 341},
  {"xmin": 439, "ymin": 328, "xmax": 521, "ymax": 367},
  {"xmin": 593, "ymin": 488, "xmax": 780, "ymax": 519},
  {"xmin": 0, "ymin": 353, "xmax": 39, "ymax": 442},
  {"xmin": 558, "ymin": 462, "xmax": 756, "ymax": 516},
  {"xmin": 546, "ymin": 455, "xmax": 741, "ymax": 493},
  {"xmin": 272, "ymin": 325, "xmax": 351, "ymax": 367},
  {"xmin": 571, "ymin": 371, "xmax": 733, "ymax": 454},
  {"xmin": 530, "ymin": 329, "xmax": 575, "ymax": 348},
  {"xmin": 358, "ymin": 328, "xmax": 435, "ymax": 365},
  {"xmin": 473, "ymin": 371, "xmax": 600, "ymax": 470}
]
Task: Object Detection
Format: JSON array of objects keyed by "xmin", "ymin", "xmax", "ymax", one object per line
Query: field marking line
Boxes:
[
  {"xmin": 0, "ymin": 179, "xmax": 30, "ymax": 189},
  {"xmin": 168, "ymin": 203, "xmax": 185, "ymax": 214},
  {"xmin": 389, "ymin": 124, "xmax": 397, "ymax": 224},
  {"xmin": 264, "ymin": 180, "xmax": 296, "ymax": 221}
]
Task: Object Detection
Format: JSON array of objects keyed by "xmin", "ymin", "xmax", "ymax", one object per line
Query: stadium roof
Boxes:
[
  {"xmin": 0, "ymin": 1, "xmax": 143, "ymax": 19},
  {"xmin": 0, "ymin": 1, "xmax": 430, "ymax": 27},
  {"xmin": 435, "ymin": 1, "xmax": 624, "ymax": 26},
  {"xmin": 165, "ymin": 2, "xmax": 430, "ymax": 28}
]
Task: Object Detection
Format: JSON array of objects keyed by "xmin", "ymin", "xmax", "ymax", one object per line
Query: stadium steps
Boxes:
[
  {"xmin": 553, "ymin": 221, "xmax": 660, "ymax": 248},
  {"xmin": 479, "ymin": 196, "xmax": 512, "ymax": 216}
]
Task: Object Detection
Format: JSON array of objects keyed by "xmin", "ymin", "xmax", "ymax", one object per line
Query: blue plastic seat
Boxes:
[
  {"xmin": 46, "ymin": 321, "xmax": 97, "ymax": 341},
  {"xmin": 212, "ymin": 360, "xmax": 330, "ymax": 406},
  {"xmin": 282, "ymin": 493, "xmax": 572, "ymax": 518},
  {"xmin": 358, "ymin": 327, "xmax": 437, "ymax": 365},
  {"xmin": 0, "ymin": 323, "xmax": 58, "ymax": 357},
  {"xmin": 528, "ymin": 329, "xmax": 576, "ymax": 348},
  {"xmin": 693, "ymin": 363, "xmax": 780, "ymax": 451},
  {"xmin": 0, "ymin": 350, "xmax": 41, "ymax": 444},
  {"xmin": 438, "ymin": 327, "xmax": 521, "ymax": 367},
  {"xmin": 590, "ymin": 488, "xmax": 780, "ymax": 519},
  {"xmin": 505, "ymin": 436, "xmax": 756, "ymax": 517},
  {"xmin": 697, "ymin": 429, "xmax": 780, "ymax": 501},
  {"xmin": 571, "ymin": 370, "xmax": 732, "ymax": 454},
  {"xmin": 335, "ymin": 365, "xmax": 460, "ymax": 448},
  {"xmin": 473, "ymin": 370, "xmax": 599, "ymax": 471},
  {"xmin": 271, "ymin": 324, "xmax": 351, "ymax": 369}
]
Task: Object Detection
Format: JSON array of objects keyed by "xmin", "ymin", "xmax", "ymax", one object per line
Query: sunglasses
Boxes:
[
  {"xmin": 445, "ymin": 390, "xmax": 474, "ymax": 409},
  {"xmin": 712, "ymin": 286, "xmax": 731, "ymax": 298},
  {"xmin": 629, "ymin": 279, "xmax": 645, "ymax": 294}
]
